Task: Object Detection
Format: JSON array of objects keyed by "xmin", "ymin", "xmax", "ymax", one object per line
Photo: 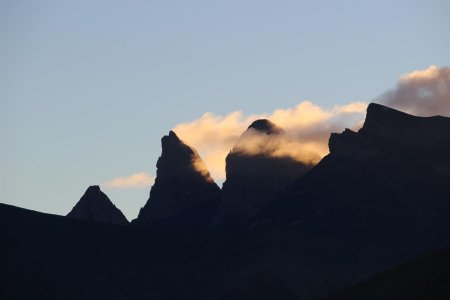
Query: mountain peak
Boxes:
[
  {"xmin": 247, "ymin": 119, "xmax": 284, "ymax": 134},
  {"xmin": 362, "ymin": 103, "xmax": 414, "ymax": 131},
  {"xmin": 161, "ymin": 130, "xmax": 183, "ymax": 149},
  {"xmin": 67, "ymin": 186, "xmax": 129, "ymax": 225},
  {"xmin": 220, "ymin": 120, "xmax": 311, "ymax": 221},
  {"xmin": 135, "ymin": 131, "xmax": 220, "ymax": 226},
  {"xmin": 166, "ymin": 130, "xmax": 180, "ymax": 141},
  {"xmin": 329, "ymin": 102, "xmax": 450, "ymax": 161},
  {"xmin": 360, "ymin": 102, "xmax": 450, "ymax": 143},
  {"xmin": 85, "ymin": 185, "xmax": 101, "ymax": 193}
]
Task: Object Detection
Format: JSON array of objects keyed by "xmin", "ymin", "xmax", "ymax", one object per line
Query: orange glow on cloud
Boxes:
[
  {"xmin": 108, "ymin": 65, "xmax": 448, "ymax": 186},
  {"xmin": 102, "ymin": 172, "xmax": 155, "ymax": 188},
  {"xmin": 174, "ymin": 101, "xmax": 367, "ymax": 181},
  {"xmin": 381, "ymin": 65, "xmax": 450, "ymax": 117}
]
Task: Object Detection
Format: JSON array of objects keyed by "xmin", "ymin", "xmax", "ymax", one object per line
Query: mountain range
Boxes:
[{"xmin": 2, "ymin": 102, "xmax": 450, "ymax": 299}]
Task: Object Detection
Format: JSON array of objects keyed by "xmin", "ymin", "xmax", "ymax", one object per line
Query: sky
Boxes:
[{"xmin": 1, "ymin": 0, "xmax": 449, "ymax": 220}]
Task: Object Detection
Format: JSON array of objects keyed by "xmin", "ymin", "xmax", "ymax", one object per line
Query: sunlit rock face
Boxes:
[
  {"xmin": 135, "ymin": 131, "xmax": 220, "ymax": 228},
  {"xmin": 67, "ymin": 185, "xmax": 129, "ymax": 225},
  {"xmin": 220, "ymin": 119, "xmax": 312, "ymax": 221}
]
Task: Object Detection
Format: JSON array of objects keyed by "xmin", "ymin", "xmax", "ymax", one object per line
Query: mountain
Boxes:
[
  {"xmin": 0, "ymin": 202, "xmax": 401, "ymax": 300},
  {"xmin": 67, "ymin": 185, "xmax": 128, "ymax": 225},
  {"xmin": 238, "ymin": 103, "xmax": 450, "ymax": 298},
  {"xmin": 325, "ymin": 246, "xmax": 450, "ymax": 300},
  {"xmin": 220, "ymin": 119, "xmax": 312, "ymax": 222},
  {"xmin": 257, "ymin": 104, "xmax": 450, "ymax": 241},
  {"xmin": 3, "ymin": 103, "xmax": 450, "ymax": 300},
  {"xmin": 134, "ymin": 131, "xmax": 221, "ymax": 230}
]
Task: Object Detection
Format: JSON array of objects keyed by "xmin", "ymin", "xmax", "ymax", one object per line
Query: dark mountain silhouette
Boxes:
[
  {"xmin": 0, "ymin": 202, "xmax": 400, "ymax": 300},
  {"xmin": 134, "ymin": 131, "xmax": 221, "ymax": 230},
  {"xmin": 256, "ymin": 103, "xmax": 450, "ymax": 243},
  {"xmin": 325, "ymin": 247, "xmax": 450, "ymax": 300},
  {"xmin": 220, "ymin": 119, "xmax": 311, "ymax": 222},
  {"xmin": 2, "ymin": 103, "xmax": 450, "ymax": 299},
  {"xmin": 247, "ymin": 103, "xmax": 450, "ymax": 297},
  {"xmin": 67, "ymin": 185, "xmax": 128, "ymax": 225}
]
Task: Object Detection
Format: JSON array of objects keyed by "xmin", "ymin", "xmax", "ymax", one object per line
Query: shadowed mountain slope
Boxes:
[
  {"xmin": 4, "ymin": 201, "xmax": 428, "ymax": 300},
  {"xmin": 325, "ymin": 247, "xmax": 450, "ymax": 300},
  {"xmin": 67, "ymin": 185, "xmax": 128, "ymax": 225},
  {"xmin": 2, "ymin": 103, "xmax": 450, "ymax": 300},
  {"xmin": 257, "ymin": 103, "xmax": 450, "ymax": 245},
  {"xmin": 220, "ymin": 119, "xmax": 312, "ymax": 222},
  {"xmin": 134, "ymin": 131, "xmax": 220, "ymax": 230}
]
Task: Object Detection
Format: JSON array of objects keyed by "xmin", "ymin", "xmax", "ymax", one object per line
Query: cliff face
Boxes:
[
  {"xmin": 257, "ymin": 103, "xmax": 450, "ymax": 245},
  {"xmin": 67, "ymin": 185, "xmax": 129, "ymax": 225},
  {"xmin": 135, "ymin": 131, "xmax": 220, "ymax": 229},
  {"xmin": 5, "ymin": 103, "xmax": 450, "ymax": 300},
  {"xmin": 220, "ymin": 119, "xmax": 312, "ymax": 221},
  {"xmin": 329, "ymin": 103, "xmax": 450, "ymax": 164}
]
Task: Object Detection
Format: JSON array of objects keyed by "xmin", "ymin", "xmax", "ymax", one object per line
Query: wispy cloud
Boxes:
[
  {"xmin": 102, "ymin": 172, "xmax": 155, "ymax": 189},
  {"xmin": 378, "ymin": 65, "xmax": 450, "ymax": 117},
  {"xmin": 174, "ymin": 65, "xmax": 449, "ymax": 182},
  {"xmin": 107, "ymin": 66, "xmax": 447, "ymax": 184},
  {"xmin": 174, "ymin": 101, "xmax": 367, "ymax": 181}
]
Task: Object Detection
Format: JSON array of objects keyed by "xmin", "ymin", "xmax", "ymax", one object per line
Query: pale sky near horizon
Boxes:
[{"xmin": 1, "ymin": 0, "xmax": 449, "ymax": 220}]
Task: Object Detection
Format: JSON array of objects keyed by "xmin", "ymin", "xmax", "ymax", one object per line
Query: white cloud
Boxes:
[
  {"xmin": 379, "ymin": 65, "xmax": 450, "ymax": 116},
  {"xmin": 173, "ymin": 101, "xmax": 367, "ymax": 181},
  {"xmin": 105, "ymin": 66, "xmax": 448, "ymax": 186},
  {"xmin": 173, "ymin": 65, "xmax": 450, "ymax": 183},
  {"xmin": 102, "ymin": 172, "xmax": 155, "ymax": 189}
]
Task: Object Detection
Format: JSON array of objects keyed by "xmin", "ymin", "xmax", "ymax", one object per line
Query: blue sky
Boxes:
[{"xmin": 1, "ymin": 0, "xmax": 449, "ymax": 219}]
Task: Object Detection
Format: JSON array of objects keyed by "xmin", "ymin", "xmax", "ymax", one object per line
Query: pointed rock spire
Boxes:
[
  {"xmin": 220, "ymin": 119, "xmax": 311, "ymax": 222},
  {"xmin": 67, "ymin": 185, "xmax": 129, "ymax": 225},
  {"xmin": 247, "ymin": 119, "xmax": 284, "ymax": 135},
  {"xmin": 135, "ymin": 131, "xmax": 220, "ymax": 227}
]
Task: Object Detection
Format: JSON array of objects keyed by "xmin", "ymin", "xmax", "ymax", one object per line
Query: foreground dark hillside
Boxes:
[
  {"xmin": 0, "ymin": 203, "xmax": 198, "ymax": 299},
  {"xmin": 326, "ymin": 247, "xmax": 450, "ymax": 300},
  {"xmin": 4, "ymin": 202, "xmax": 450, "ymax": 300},
  {"xmin": 0, "ymin": 203, "xmax": 413, "ymax": 300},
  {"xmin": 2, "ymin": 103, "xmax": 450, "ymax": 299}
]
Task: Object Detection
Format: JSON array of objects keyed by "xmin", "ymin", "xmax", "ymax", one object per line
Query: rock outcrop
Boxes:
[
  {"xmin": 257, "ymin": 103, "xmax": 450, "ymax": 244},
  {"xmin": 220, "ymin": 119, "xmax": 312, "ymax": 221},
  {"xmin": 135, "ymin": 131, "xmax": 220, "ymax": 229},
  {"xmin": 329, "ymin": 103, "xmax": 450, "ymax": 163},
  {"xmin": 4, "ymin": 103, "xmax": 450, "ymax": 300},
  {"xmin": 67, "ymin": 185, "xmax": 129, "ymax": 225}
]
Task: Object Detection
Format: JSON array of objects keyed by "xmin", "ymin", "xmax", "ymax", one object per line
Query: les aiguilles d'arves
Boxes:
[{"xmin": 2, "ymin": 103, "xmax": 450, "ymax": 300}]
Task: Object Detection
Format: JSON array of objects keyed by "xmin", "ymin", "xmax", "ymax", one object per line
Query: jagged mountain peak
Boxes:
[
  {"xmin": 220, "ymin": 119, "xmax": 311, "ymax": 222},
  {"xmin": 156, "ymin": 131, "xmax": 215, "ymax": 183},
  {"xmin": 247, "ymin": 119, "xmax": 284, "ymax": 135},
  {"xmin": 329, "ymin": 102, "xmax": 450, "ymax": 161},
  {"xmin": 160, "ymin": 130, "xmax": 193, "ymax": 158},
  {"xmin": 162, "ymin": 130, "xmax": 182, "ymax": 145},
  {"xmin": 67, "ymin": 185, "xmax": 129, "ymax": 225},
  {"xmin": 361, "ymin": 102, "xmax": 450, "ymax": 136},
  {"xmin": 135, "ymin": 131, "xmax": 220, "ymax": 226},
  {"xmin": 85, "ymin": 184, "xmax": 101, "ymax": 193}
]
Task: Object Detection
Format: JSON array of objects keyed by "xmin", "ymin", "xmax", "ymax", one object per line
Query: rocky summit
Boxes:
[
  {"xmin": 220, "ymin": 119, "xmax": 312, "ymax": 222},
  {"xmin": 134, "ymin": 131, "xmax": 220, "ymax": 229},
  {"xmin": 258, "ymin": 103, "xmax": 450, "ymax": 244},
  {"xmin": 3, "ymin": 104, "xmax": 450, "ymax": 300},
  {"xmin": 329, "ymin": 103, "xmax": 450, "ymax": 165},
  {"xmin": 67, "ymin": 185, "xmax": 129, "ymax": 225}
]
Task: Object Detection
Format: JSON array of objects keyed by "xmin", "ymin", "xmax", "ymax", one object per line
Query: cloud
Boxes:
[
  {"xmin": 102, "ymin": 172, "xmax": 155, "ymax": 188},
  {"xmin": 173, "ymin": 101, "xmax": 367, "ymax": 181},
  {"xmin": 378, "ymin": 65, "xmax": 450, "ymax": 117},
  {"xmin": 191, "ymin": 152, "xmax": 215, "ymax": 183},
  {"xmin": 174, "ymin": 65, "xmax": 449, "ymax": 183}
]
